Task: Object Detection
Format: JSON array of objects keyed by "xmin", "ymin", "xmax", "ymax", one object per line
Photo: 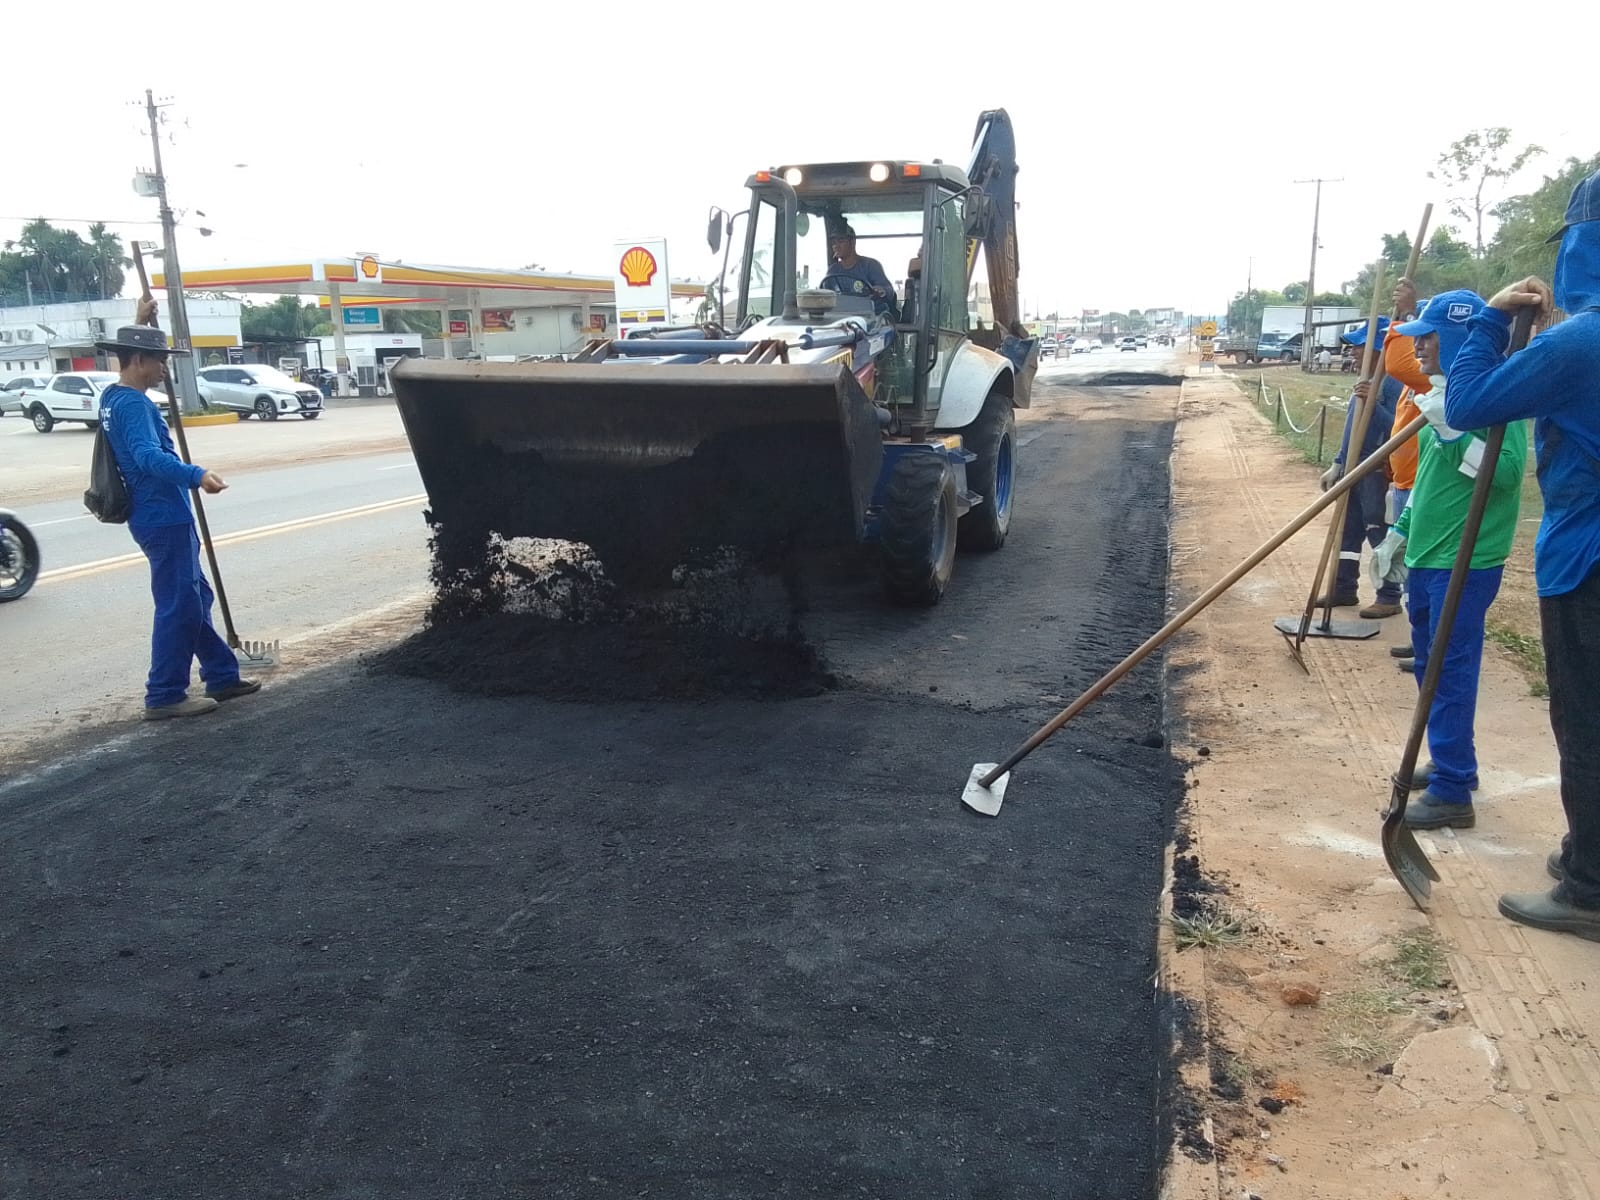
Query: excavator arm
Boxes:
[{"xmin": 965, "ymin": 108, "xmax": 1024, "ymax": 338}]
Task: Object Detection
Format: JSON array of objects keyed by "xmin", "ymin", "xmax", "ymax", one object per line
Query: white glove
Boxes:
[
  {"xmin": 1414, "ymin": 386, "xmax": 1464, "ymax": 442},
  {"xmin": 1320, "ymin": 463, "xmax": 1343, "ymax": 492},
  {"xmin": 1369, "ymin": 529, "xmax": 1407, "ymax": 592}
]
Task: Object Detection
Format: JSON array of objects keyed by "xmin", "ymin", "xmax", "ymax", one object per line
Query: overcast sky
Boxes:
[{"xmin": 5, "ymin": 1, "xmax": 1587, "ymax": 320}]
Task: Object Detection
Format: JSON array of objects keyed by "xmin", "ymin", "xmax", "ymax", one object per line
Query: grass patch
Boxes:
[
  {"xmin": 1234, "ymin": 365, "xmax": 1350, "ymax": 466},
  {"xmin": 1321, "ymin": 984, "xmax": 1411, "ymax": 1066},
  {"xmin": 1386, "ymin": 928, "xmax": 1452, "ymax": 991},
  {"xmin": 1487, "ymin": 621, "xmax": 1549, "ymax": 698},
  {"xmin": 1170, "ymin": 901, "xmax": 1250, "ymax": 951}
]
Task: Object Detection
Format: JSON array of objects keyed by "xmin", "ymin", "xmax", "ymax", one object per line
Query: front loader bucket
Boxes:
[{"xmin": 390, "ymin": 359, "xmax": 884, "ymax": 587}]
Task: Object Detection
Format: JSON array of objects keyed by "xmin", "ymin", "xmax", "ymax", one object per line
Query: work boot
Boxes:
[
  {"xmin": 1397, "ymin": 658, "xmax": 1415, "ymax": 673},
  {"xmin": 1361, "ymin": 601, "xmax": 1404, "ymax": 619},
  {"xmin": 1498, "ymin": 888, "xmax": 1600, "ymax": 943},
  {"xmin": 1313, "ymin": 591, "xmax": 1360, "ymax": 609},
  {"xmin": 1390, "ymin": 644, "xmax": 1413, "ymax": 658},
  {"xmin": 1403, "ymin": 791, "xmax": 1475, "ymax": 829},
  {"xmin": 206, "ymin": 679, "xmax": 262, "ymax": 702},
  {"xmin": 1547, "ymin": 850, "xmax": 1566, "ymax": 881},
  {"xmin": 143, "ymin": 696, "xmax": 220, "ymax": 721},
  {"xmin": 1408, "ymin": 761, "xmax": 1479, "ymax": 792}
]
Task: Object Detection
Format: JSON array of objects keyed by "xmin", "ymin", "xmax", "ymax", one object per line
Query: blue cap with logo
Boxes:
[
  {"xmin": 1341, "ymin": 315, "xmax": 1390, "ymax": 348},
  {"xmin": 1393, "ymin": 288, "xmax": 1486, "ymax": 373},
  {"xmin": 1547, "ymin": 169, "xmax": 1600, "ymax": 244}
]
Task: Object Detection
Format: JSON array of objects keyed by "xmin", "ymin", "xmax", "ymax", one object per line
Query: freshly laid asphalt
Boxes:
[{"xmin": 0, "ymin": 367, "xmax": 1182, "ymax": 1199}]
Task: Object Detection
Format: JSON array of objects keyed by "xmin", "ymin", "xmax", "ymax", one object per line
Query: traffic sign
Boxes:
[{"xmin": 1199, "ymin": 320, "xmax": 1218, "ymax": 337}]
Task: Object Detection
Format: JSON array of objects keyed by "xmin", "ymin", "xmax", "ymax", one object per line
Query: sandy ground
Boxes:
[{"xmin": 1162, "ymin": 368, "xmax": 1600, "ymax": 1200}]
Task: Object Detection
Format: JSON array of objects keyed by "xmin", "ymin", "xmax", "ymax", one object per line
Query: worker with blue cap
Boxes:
[
  {"xmin": 1317, "ymin": 315, "xmax": 1404, "ymax": 617},
  {"xmin": 1443, "ymin": 168, "xmax": 1600, "ymax": 942},
  {"xmin": 1373, "ymin": 288, "xmax": 1526, "ymax": 832}
]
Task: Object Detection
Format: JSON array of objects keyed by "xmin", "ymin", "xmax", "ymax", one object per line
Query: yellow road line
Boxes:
[{"xmin": 37, "ymin": 493, "xmax": 427, "ymax": 586}]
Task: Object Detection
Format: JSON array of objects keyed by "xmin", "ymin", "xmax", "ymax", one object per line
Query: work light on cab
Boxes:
[
  {"xmin": 869, "ymin": 163, "xmax": 890, "ymax": 183},
  {"xmin": 783, "ymin": 168, "xmax": 803, "ymax": 186}
]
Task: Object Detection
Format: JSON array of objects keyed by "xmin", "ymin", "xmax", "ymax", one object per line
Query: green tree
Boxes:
[
  {"xmin": 0, "ymin": 218, "xmax": 124, "ymax": 303},
  {"xmin": 240, "ymin": 295, "xmax": 331, "ymax": 340},
  {"xmin": 383, "ymin": 308, "xmax": 442, "ymax": 336},
  {"xmin": 86, "ymin": 222, "xmax": 128, "ymax": 299},
  {"xmin": 1486, "ymin": 152, "xmax": 1600, "ymax": 287},
  {"xmin": 1430, "ymin": 127, "xmax": 1544, "ymax": 259},
  {"xmin": 1282, "ymin": 281, "xmax": 1306, "ymax": 304}
]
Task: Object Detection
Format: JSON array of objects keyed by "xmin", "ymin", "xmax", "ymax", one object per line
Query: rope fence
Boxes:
[{"xmin": 1255, "ymin": 374, "xmax": 1333, "ymax": 463}]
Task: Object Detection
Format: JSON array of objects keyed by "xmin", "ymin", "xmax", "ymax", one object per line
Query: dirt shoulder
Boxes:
[{"xmin": 1163, "ymin": 369, "xmax": 1600, "ymax": 1199}]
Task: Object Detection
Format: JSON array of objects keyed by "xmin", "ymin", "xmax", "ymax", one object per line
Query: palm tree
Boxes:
[{"xmin": 87, "ymin": 223, "xmax": 129, "ymax": 299}]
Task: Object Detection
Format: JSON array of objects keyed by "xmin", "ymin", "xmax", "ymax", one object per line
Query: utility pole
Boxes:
[
  {"xmin": 142, "ymin": 89, "xmax": 202, "ymax": 413},
  {"xmin": 1245, "ymin": 256, "xmax": 1255, "ymax": 336},
  {"xmin": 1293, "ymin": 177, "xmax": 1341, "ymax": 371}
]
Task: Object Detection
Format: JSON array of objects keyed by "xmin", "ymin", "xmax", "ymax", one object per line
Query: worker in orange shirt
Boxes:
[{"xmin": 1382, "ymin": 277, "xmax": 1432, "ymax": 664}]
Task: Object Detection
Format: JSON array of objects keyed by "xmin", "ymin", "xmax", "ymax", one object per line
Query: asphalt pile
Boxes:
[{"xmin": 373, "ymin": 537, "xmax": 837, "ymax": 701}]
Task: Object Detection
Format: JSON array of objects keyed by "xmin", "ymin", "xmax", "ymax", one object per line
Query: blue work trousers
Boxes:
[
  {"xmin": 1541, "ymin": 565, "xmax": 1600, "ymax": 909},
  {"xmin": 1334, "ymin": 472, "xmax": 1401, "ymax": 604},
  {"xmin": 131, "ymin": 522, "xmax": 240, "ymax": 709},
  {"xmin": 1408, "ymin": 565, "xmax": 1503, "ymax": 804}
]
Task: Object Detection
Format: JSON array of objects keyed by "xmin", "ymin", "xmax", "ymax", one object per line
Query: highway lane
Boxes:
[{"xmin": 3, "ymin": 449, "xmax": 432, "ymax": 756}]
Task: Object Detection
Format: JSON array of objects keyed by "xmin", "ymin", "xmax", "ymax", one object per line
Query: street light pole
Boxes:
[
  {"xmin": 1293, "ymin": 177, "xmax": 1342, "ymax": 371},
  {"xmin": 143, "ymin": 89, "xmax": 202, "ymax": 414}
]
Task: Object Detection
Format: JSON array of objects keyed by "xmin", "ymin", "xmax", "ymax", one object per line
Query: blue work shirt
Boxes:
[
  {"xmin": 823, "ymin": 256, "xmax": 900, "ymax": 320},
  {"xmin": 1333, "ymin": 375, "xmax": 1402, "ymax": 467},
  {"xmin": 101, "ymin": 383, "xmax": 204, "ymax": 529},
  {"xmin": 1445, "ymin": 219, "xmax": 1600, "ymax": 597}
]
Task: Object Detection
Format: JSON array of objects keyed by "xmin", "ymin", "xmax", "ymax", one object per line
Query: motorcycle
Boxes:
[{"xmin": 0, "ymin": 508, "xmax": 40, "ymax": 602}]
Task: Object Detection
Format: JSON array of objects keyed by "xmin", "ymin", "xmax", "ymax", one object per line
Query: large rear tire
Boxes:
[
  {"xmin": 957, "ymin": 390, "xmax": 1016, "ymax": 552},
  {"xmin": 0, "ymin": 518, "xmax": 40, "ymax": 601},
  {"xmin": 879, "ymin": 453, "xmax": 958, "ymax": 607}
]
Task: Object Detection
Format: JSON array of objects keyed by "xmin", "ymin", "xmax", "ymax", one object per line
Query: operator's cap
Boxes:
[
  {"xmin": 1546, "ymin": 168, "xmax": 1600, "ymax": 243},
  {"xmin": 1393, "ymin": 289, "xmax": 1485, "ymax": 338},
  {"xmin": 93, "ymin": 325, "xmax": 188, "ymax": 356},
  {"xmin": 1341, "ymin": 316, "xmax": 1390, "ymax": 348}
]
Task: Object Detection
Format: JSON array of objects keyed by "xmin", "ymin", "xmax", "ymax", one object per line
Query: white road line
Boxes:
[
  {"xmin": 377, "ymin": 461, "xmax": 416, "ymax": 471},
  {"xmin": 32, "ymin": 514, "xmax": 92, "ymax": 528},
  {"xmin": 36, "ymin": 493, "xmax": 427, "ymax": 585}
]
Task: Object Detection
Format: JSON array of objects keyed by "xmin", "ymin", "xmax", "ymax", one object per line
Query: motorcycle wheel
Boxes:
[{"xmin": 0, "ymin": 518, "xmax": 41, "ymax": 601}]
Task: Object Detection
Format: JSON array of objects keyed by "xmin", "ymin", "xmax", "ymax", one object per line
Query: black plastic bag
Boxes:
[{"xmin": 84, "ymin": 426, "xmax": 131, "ymax": 524}]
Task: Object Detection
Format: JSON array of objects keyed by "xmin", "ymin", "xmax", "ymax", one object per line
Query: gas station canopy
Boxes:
[{"xmin": 153, "ymin": 256, "xmax": 707, "ymax": 310}]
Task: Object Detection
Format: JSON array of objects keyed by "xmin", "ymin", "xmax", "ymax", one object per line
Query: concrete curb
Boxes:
[
  {"xmin": 177, "ymin": 412, "xmax": 242, "ymax": 427},
  {"xmin": 1158, "ymin": 374, "xmax": 1222, "ymax": 1200}
]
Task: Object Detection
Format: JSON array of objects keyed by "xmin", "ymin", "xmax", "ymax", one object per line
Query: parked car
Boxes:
[
  {"xmin": 1135, "ymin": 334, "xmax": 1149, "ymax": 348},
  {"xmin": 21, "ymin": 372, "xmax": 172, "ymax": 432},
  {"xmin": 1, "ymin": 375, "xmax": 51, "ymax": 416},
  {"xmin": 1071, "ymin": 338, "xmax": 1093, "ymax": 354},
  {"xmin": 196, "ymin": 364, "xmax": 324, "ymax": 420},
  {"xmin": 1119, "ymin": 336, "xmax": 1138, "ymax": 352}
]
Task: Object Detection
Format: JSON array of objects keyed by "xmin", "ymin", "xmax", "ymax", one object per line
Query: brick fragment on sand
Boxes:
[{"xmin": 1280, "ymin": 982, "xmax": 1322, "ymax": 1006}]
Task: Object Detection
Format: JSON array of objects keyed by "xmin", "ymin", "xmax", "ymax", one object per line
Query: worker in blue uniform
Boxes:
[
  {"xmin": 821, "ymin": 223, "xmax": 901, "ymax": 321},
  {"xmin": 97, "ymin": 313, "xmax": 261, "ymax": 720}
]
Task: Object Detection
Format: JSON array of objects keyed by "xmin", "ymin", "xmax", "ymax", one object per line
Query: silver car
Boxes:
[
  {"xmin": 1, "ymin": 375, "xmax": 50, "ymax": 416},
  {"xmin": 196, "ymin": 365, "xmax": 324, "ymax": 421}
]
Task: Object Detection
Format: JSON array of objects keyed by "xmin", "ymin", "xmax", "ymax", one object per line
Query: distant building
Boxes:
[{"xmin": 0, "ymin": 296, "xmax": 242, "ymax": 380}]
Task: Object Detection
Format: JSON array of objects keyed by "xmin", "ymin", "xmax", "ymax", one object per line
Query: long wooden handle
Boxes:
[{"xmin": 979, "ymin": 411, "xmax": 1430, "ymax": 788}]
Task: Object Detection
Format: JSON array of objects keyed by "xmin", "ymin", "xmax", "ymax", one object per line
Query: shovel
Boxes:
[
  {"xmin": 964, "ymin": 409, "xmax": 1429, "ymax": 815},
  {"xmin": 130, "ymin": 244, "xmax": 279, "ymax": 671},
  {"xmin": 1381, "ymin": 307, "xmax": 1534, "ymax": 908}
]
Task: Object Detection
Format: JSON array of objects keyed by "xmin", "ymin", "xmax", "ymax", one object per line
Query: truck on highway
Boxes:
[{"xmin": 1219, "ymin": 304, "xmax": 1362, "ymax": 364}]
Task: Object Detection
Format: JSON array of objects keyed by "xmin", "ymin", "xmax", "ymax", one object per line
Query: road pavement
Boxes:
[{"xmin": 0, "ymin": 358, "xmax": 1186, "ymax": 1197}]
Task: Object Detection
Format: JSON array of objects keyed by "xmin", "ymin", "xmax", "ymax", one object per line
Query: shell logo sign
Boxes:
[
  {"xmin": 359, "ymin": 255, "xmax": 380, "ymax": 280},
  {"xmin": 619, "ymin": 246, "xmax": 658, "ymax": 287}
]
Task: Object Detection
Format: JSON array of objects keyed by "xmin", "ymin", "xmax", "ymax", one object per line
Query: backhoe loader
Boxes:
[{"xmin": 392, "ymin": 109, "xmax": 1038, "ymax": 606}]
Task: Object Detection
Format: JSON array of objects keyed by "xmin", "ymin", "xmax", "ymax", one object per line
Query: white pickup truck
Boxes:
[{"xmin": 13, "ymin": 371, "xmax": 171, "ymax": 433}]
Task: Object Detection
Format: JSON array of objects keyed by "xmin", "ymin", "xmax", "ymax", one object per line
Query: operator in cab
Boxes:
[{"xmin": 822, "ymin": 222, "xmax": 901, "ymax": 321}]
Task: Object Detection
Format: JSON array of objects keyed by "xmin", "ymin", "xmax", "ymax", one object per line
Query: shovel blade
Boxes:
[
  {"xmin": 963, "ymin": 763, "xmax": 1009, "ymax": 817},
  {"xmin": 1381, "ymin": 802, "xmax": 1441, "ymax": 911}
]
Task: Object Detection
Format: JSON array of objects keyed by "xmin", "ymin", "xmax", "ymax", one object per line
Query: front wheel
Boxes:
[
  {"xmin": 0, "ymin": 518, "xmax": 40, "ymax": 601},
  {"xmin": 256, "ymin": 397, "xmax": 278, "ymax": 421},
  {"xmin": 958, "ymin": 390, "xmax": 1016, "ymax": 552},
  {"xmin": 30, "ymin": 407, "xmax": 53, "ymax": 433},
  {"xmin": 879, "ymin": 453, "xmax": 958, "ymax": 607}
]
